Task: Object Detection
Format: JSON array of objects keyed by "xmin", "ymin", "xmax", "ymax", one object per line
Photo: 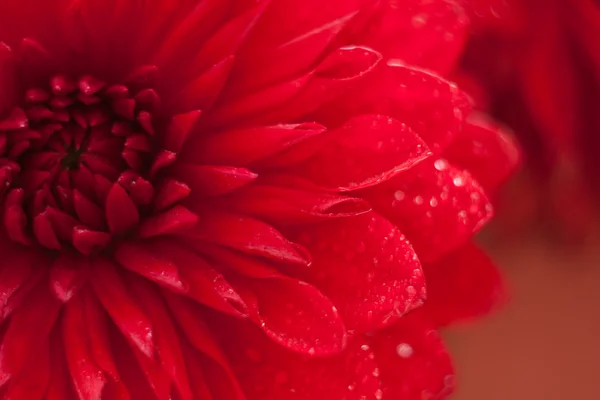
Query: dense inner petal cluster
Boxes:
[{"xmin": 0, "ymin": 62, "xmax": 196, "ymax": 255}]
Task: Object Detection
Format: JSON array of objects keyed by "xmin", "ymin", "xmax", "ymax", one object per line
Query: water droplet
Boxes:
[
  {"xmin": 413, "ymin": 195, "xmax": 424, "ymax": 205},
  {"xmin": 458, "ymin": 210, "xmax": 467, "ymax": 219},
  {"xmin": 406, "ymin": 286, "xmax": 416, "ymax": 297},
  {"xmin": 429, "ymin": 197, "xmax": 438, "ymax": 207},
  {"xmin": 396, "ymin": 343, "xmax": 414, "ymax": 358},
  {"xmin": 453, "ymin": 175, "xmax": 465, "ymax": 187},
  {"xmin": 307, "ymin": 347, "xmax": 316, "ymax": 356},
  {"xmin": 372, "ymin": 367, "xmax": 380, "ymax": 377},
  {"xmin": 375, "ymin": 389, "xmax": 384, "ymax": 399},
  {"xmin": 361, "ymin": 344, "xmax": 370, "ymax": 351},
  {"xmin": 394, "ymin": 190, "xmax": 405, "ymax": 201},
  {"xmin": 412, "ymin": 14, "xmax": 428, "ymax": 27},
  {"xmin": 434, "ymin": 159, "xmax": 448, "ymax": 171}
]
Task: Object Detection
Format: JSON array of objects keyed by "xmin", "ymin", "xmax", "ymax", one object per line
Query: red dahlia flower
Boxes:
[
  {"xmin": 459, "ymin": 0, "xmax": 600, "ymax": 238},
  {"xmin": 0, "ymin": 0, "xmax": 517, "ymax": 399}
]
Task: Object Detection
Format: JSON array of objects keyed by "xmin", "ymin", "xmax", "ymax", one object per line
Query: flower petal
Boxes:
[
  {"xmin": 315, "ymin": 63, "xmax": 472, "ymax": 153},
  {"xmin": 105, "ymin": 183, "xmax": 139, "ymax": 235},
  {"xmin": 138, "ymin": 205, "xmax": 199, "ymax": 238},
  {"xmin": 3, "ymin": 340, "xmax": 50, "ymax": 400},
  {"xmin": 189, "ymin": 122, "xmax": 326, "ymax": 167},
  {"xmin": 162, "ymin": 291, "xmax": 245, "ymax": 398},
  {"xmin": 62, "ymin": 294, "xmax": 107, "ymax": 400},
  {"xmin": 226, "ymin": 184, "xmax": 371, "ymax": 225},
  {"xmin": 292, "ymin": 115, "xmax": 431, "ymax": 191},
  {"xmin": 361, "ymin": 158, "xmax": 492, "ymax": 261},
  {"xmin": 127, "ymin": 276, "xmax": 193, "ymax": 400},
  {"xmin": 421, "ymin": 243, "xmax": 507, "ymax": 326},
  {"xmin": 149, "ymin": 238, "xmax": 248, "ymax": 317},
  {"xmin": 90, "ymin": 258, "xmax": 154, "ymax": 359},
  {"xmin": 370, "ymin": 316, "xmax": 454, "ymax": 399},
  {"xmin": 185, "ymin": 210, "xmax": 311, "ymax": 266},
  {"xmin": 170, "ymin": 164, "xmax": 257, "ymax": 197},
  {"xmin": 290, "ymin": 213, "xmax": 426, "ymax": 332},
  {"xmin": 237, "ymin": 277, "xmax": 347, "ymax": 356},
  {"xmin": 0, "ymin": 283, "xmax": 61, "ymax": 388},
  {"xmin": 216, "ymin": 317, "xmax": 382, "ymax": 399},
  {"xmin": 445, "ymin": 112, "xmax": 521, "ymax": 193},
  {"xmin": 114, "ymin": 241, "xmax": 187, "ymax": 293},
  {"xmin": 49, "ymin": 253, "xmax": 90, "ymax": 302}
]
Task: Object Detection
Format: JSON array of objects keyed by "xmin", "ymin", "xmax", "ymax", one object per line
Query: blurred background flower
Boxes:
[
  {"xmin": 457, "ymin": 0, "xmax": 600, "ymax": 240},
  {"xmin": 447, "ymin": 1, "xmax": 600, "ymax": 399}
]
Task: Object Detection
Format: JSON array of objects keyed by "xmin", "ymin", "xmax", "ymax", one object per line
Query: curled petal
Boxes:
[
  {"xmin": 292, "ymin": 115, "xmax": 431, "ymax": 191},
  {"xmin": 445, "ymin": 112, "xmax": 521, "ymax": 193},
  {"xmin": 185, "ymin": 210, "xmax": 311, "ymax": 266},
  {"xmin": 290, "ymin": 212, "xmax": 426, "ymax": 332},
  {"xmin": 236, "ymin": 277, "xmax": 347, "ymax": 356},
  {"xmin": 362, "ymin": 158, "xmax": 492, "ymax": 261},
  {"xmin": 226, "ymin": 184, "xmax": 371, "ymax": 225}
]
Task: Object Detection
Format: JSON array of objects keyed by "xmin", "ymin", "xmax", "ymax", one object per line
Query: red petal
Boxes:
[
  {"xmin": 0, "ymin": 44, "xmax": 17, "ymax": 115},
  {"xmin": 72, "ymin": 227, "xmax": 112, "ymax": 255},
  {"xmin": 231, "ymin": 8, "xmax": 359, "ymax": 93},
  {"xmin": 238, "ymin": 277, "xmax": 347, "ymax": 356},
  {"xmin": 242, "ymin": 46, "xmax": 383, "ymax": 125},
  {"xmin": 186, "ymin": 1, "xmax": 268, "ymax": 73},
  {"xmin": 316, "ymin": 63, "xmax": 472, "ymax": 154},
  {"xmin": 90, "ymin": 258, "xmax": 154, "ymax": 359},
  {"xmin": 105, "ymin": 183, "xmax": 139, "ymax": 235},
  {"xmin": 63, "ymin": 295, "xmax": 107, "ymax": 400},
  {"xmin": 421, "ymin": 243, "xmax": 506, "ymax": 326},
  {"xmin": 4, "ymin": 340, "xmax": 50, "ymax": 400},
  {"xmin": 348, "ymin": 0, "xmax": 468, "ymax": 75},
  {"xmin": 173, "ymin": 56, "xmax": 235, "ymax": 112},
  {"xmin": 293, "ymin": 115, "xmax": 431, "ymax": 191},
  {"xmin": 291, "ymin": 212, "xmax": 425, "ymax": 332},
  {"xmin": 150, "ymin": 239, "xmax": 247, "ymax": 317},
  {"xmin": 152, "ymin": 179, "xmax": 191, "ymax": 212},
  {"xmin": 190, "ymin": 122, "xmax": 326, "ymax": 166},
  {"xmin": 216, "ymin": 317, "xmax": 381, "ymax": 399},
  {"xmin": 82, "ymin": 290, "xmax": 121, "ymax": 382},
  {"xmin": 151, "ymin": 0, "xmax": 232, "ymax": 71},
  {"xmin": 49, "ymin": 254, "xmax": 90, "ymax": 302},
  {"xmin": 445, "ymin": 112, "xmax": 521, "ymax": 193},
  {"xmin": 227, "ymin": 185, "xmax": 371, "ymax": 225},
  {"xmin": 171, "ymin": 164, "xmax": 257, "ymax": 197},
  {"xmin": 114, "ymin": 241, "xmax": 187, "ymax": 292},
  {"xmin": 45, "ymin": 329, "xmax": 77, "ymax": 400},
  {"xmin": 370, "ymin": 317, "xmax": 454, "ymax": 399},
  {"xmin": 163, "ymin": 292, "xmax": 243, "ymax": 394},
  {"xmin": 127, "ymin": 276, "xmax": 193, "ymax": 400},
  {"xmin": 33, "ymin": 211, "xmax": 62, "ymax": 250},
  {"xmin": 361, "ymin": 158, "xmax": 492, "ymax": 261},
  {"xmin": 186, "ymin": 210, "xmax": 310, "ymax": 266},
  {"xmin": 0, "ymin": 284, "xmax": 61, "ymax": 387},
  {"xmin": 162, "ymin": 111, "xmax": 201, "ymax": 153},
  {"xmin": 138, "ymin": 205, "xmax": 199, "ymax": 238}
]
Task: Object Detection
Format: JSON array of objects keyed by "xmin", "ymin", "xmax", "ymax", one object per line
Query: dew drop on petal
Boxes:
[
  {"xmin": 394, "ymin": 190, "xmax": 405, "ymax": 201},
  {"xmin": 396, "ymin": 343, "xmax": 413, "ymax": 358}
]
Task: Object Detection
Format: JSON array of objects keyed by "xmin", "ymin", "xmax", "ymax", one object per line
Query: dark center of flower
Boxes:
[{"xmin": 0, "ymin": 69, "xmax": 192, "ymax": 255}]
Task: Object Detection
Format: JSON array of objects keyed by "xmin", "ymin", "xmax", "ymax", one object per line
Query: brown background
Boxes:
[{"xmin": 447, "ymin": 236, "xmax": 600, "ymax": 399}]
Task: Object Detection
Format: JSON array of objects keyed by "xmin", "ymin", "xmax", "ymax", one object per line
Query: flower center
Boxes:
[
  {"xmin": 0, "ymin": 71, "xmax": 179, "ymax": 255},
  {"xmin": 60, "ymin": 144, "xmax": 84, "ymax": 170}
]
